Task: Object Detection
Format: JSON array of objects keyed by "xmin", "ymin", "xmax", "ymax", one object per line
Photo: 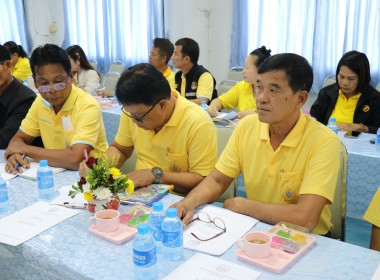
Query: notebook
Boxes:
[
  {"xmin": 0, "ymin": 162, "xmax": 65, "ymax": 181},
  {"xmin": 119, "ymin": 184, "xmax": 174, "ymax": 206}
]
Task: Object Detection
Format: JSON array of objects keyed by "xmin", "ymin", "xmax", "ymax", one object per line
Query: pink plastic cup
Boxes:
[
  {"xmin": 236, "ymin": 232, "xmax": 272, "ymax": 259},
  {"xmin": 89, "ymin": 209, "xmax": 120, "ymax": 232}
]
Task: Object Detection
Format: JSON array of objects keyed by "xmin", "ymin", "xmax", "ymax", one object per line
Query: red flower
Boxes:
[
  {"xmin": 87, "ymin": 157, "xmax": 98, "ymax": 169},
  {"xmin": 79, "ymin": 177, "xmax": 87, "ymax": 186},
  {"xmin": 108, "ymin": 174, "xmax": 114, "ymax": 183}
]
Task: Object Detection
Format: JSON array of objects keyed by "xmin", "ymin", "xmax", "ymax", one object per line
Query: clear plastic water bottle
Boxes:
[
  {"xmin": 0, "ymin": 173, "xmax": 9, "ymax": 213},
  {"xmin": 327, "ymin": 117, "xmax": 338, "ymax": 134},
  {"xmin": 200, "ymin": 100, "xmax": 208, "ymax": 113},
  {"xmin": 37, "ymin": 160, "xmax": 55, "ymax": 200},
  {"xmin": 133, "ymin": 224, "xmax": 157, "ymax": 280},
  {"xmin": 148, "ymin": 202, "xmax": 165, "ymax": 253},
  {"xmin": 162, "ymin": 208, "xmax": 183, "ymax": 260},
  {"xmin": 376, "ymin": 127, "xmax": 380, "ymax": 145}
]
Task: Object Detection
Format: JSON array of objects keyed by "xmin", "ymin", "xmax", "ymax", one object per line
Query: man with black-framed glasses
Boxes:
[
  {"xmin": 0, "ymin": 45, "xmax": 36, "ymax": 149},
  {"xmin": 80, "ymin": 63, "xmax": 217, "ymax": 195},
  {"xmin": 4, "ymin": 44, "xmax": 108, "ymax": 173}
]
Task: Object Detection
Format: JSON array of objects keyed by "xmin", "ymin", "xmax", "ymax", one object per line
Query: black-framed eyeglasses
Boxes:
[
  {"xmin": 188, "ymin": 212, "xmax": 226, "ymax": 241},
  {"xmin": 121, "ymin": 97, "xmax": 165, "ymax": 123},
  {"xmin": 38, "ymin": 83, "xmax": 67, "ymax": 93}
]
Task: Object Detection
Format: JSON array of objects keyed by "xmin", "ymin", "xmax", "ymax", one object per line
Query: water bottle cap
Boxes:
[
  {"xmin": 166, "ymin": 208, "xmax": 177, "ymax": 217},
  {"xmin": 137, "ymin": 223, "xmax": 149, "ymax": 234},
  {"xmin": 39, "ymin": 160, "xmax": 48, "ymax": 167},
  {"xmin": 201, "ymin": 101, "xmax": 206, "ymax": 105},
  {"xmin": 152, "ymin": 201, "xmax": 163, "ymax": 211},
  {"xmin": 330, "ymin": 117, "xmax": 336, "ymax": 122}
]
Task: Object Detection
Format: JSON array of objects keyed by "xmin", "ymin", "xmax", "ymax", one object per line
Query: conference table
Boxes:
[{"xmin": 1, "ymin": 151, "xmax": 380, "ymax": 279}]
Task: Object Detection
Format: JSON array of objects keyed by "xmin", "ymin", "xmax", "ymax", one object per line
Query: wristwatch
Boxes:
[{"xmin": 152, "ymin": 167, "xmax": 163, "ymax": 184}]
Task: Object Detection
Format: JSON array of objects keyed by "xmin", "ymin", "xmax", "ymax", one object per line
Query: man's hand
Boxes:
[
  {"xmin": 5, "ymin": 154, "xmax": 30, "ymax": 175},
  {"xmin": 170, "ymin": 200, "xmax": 195, "ymax": 228},
  {"xmin": 79, "ymin": 160, "xmax": 89, "ymax": 177},
  {"xmin": 4, "ymin": 141, "xmax": 27, "ymax": 160},
  {"xmin": 125, "ymin": 169, "xmax": 155, "ymax": 187},
  {"xmin": 208, "ymin": 105, "xmax": 218, "ymax": 117}
]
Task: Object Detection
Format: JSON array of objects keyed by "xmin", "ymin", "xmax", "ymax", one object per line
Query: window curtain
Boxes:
[
  {"xmin": 0, "ymin": 0, "xmax": 29, "ymax": 53},
  {"xmin": 231, "ymin": 0, "xmax": 380, "ymax": 93},
  {"xmin": 63, "ymin": 0, "xmax": 164, "ymax": 74}
]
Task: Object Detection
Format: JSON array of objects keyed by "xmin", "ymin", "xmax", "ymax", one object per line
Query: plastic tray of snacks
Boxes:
[
  {"xmin": 236, "ymin": 222, "xmax": 315, "ymax": 273},
  {"xmin": 121, "ymin": 205, "xmax": 152, "ymax": 228}
]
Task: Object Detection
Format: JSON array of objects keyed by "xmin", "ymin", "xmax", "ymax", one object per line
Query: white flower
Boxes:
[
  {"xmin": 82, "ymin": 182, "xmax": 91, "ymax": 193},
  {"xmin": 93, "ymin": 187, "xmax": 112, "ymax": 200}
]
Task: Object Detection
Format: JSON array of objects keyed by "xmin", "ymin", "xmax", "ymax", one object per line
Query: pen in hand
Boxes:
[
  {"xmin": 83, "ymin": 149, "xmax": 88, "ymax": 162},
  {"xmin": 14, "ymin": 153, "xmax": 26, "ymax": 171}
]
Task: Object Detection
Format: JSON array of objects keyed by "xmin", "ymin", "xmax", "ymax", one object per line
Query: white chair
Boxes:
[
  {"xmin": 227, "ymin": 66, "xmax": 244, "ymax": 82},
  {"xmin": 89, "ymin": 60, "xmax": 97, "ymax": 71},
  {"xmin": 217, "ymin": 79, "xmax": 237, "ymax": 96},
  {"xmin": 322, "ymin": 75, "xmax": 336, "ymax": 88},
  {"xmin": 376, "ymin": 82, "xmax": 380, "ymax": 91},
  {"xmin": 109, "ymin": 60, "xmax": 125, "ymax": 74},
  {"xmin": 102, "ymin": 72, "xmax": 121, "ymax": 92},
  {"xmin": 328, "ymin": 143, "xmax": 347, "ymax": 240}
]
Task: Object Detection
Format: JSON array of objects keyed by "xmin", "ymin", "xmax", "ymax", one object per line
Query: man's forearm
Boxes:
[{"xmin": 161, "ymin": 171, "xmax": 204, "ymax": 194}]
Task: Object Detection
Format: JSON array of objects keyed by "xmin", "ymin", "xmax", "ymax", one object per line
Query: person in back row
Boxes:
[
  {"xmin": 4, "ymin": 44, "xmax": 108, "ymax": 174},
  {"xmin": 0, "ymin": 45, "xmax": 36, "ymax": 149},
  {"xmin": 172, "ymin": 53, "xmax": 341, "ymax": 236},
  {"xmin": 149, "ymin": 38, "xmax": 175, "ymax": 89},
  {"xmin": 80, "ymin": 63, "xmax": 217, "ymax": 195},
  {"xmin": 4, "ymin": 41, "xmax": 32, "ymax": 82},
  {"xmin": 172, "ymin": 38, "xmax": 217, "ymax": 105},
  {"xmin": 66, "ymin": 45, "xmax": 101, "ymax": 94},
  {"xmin": 363, "ymin": 187, "xmax": 380, "ymax": 252},
  {"xmin": 209, "ymin": 46, "xmax": 271, "ymax": 119}
]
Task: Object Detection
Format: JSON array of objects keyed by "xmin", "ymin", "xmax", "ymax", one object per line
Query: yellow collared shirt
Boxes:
[
  {"xmin": 115, "ymin": 90, "xmax": 217, "ymax": 176},
  {"xmin": 330, "ymin": 89, "xmax": 361, "ymax": 124},
  {"xmin": 20, "ymin": 85, "xmax": 108, "ymax": 157},
  {"xmin": 180, "ymin": 72, "xmax": 214, "ymax": 100},
  {"xmin": 364, "ymin": 186, "xmax": 380, "ymax": 228},
  {"xmin": 12, "ymin": 57, "xmax": 33, "ymax": 82},
  {"xmin": 163, "ymin": 66, "xmax": 175, "ymax": 90},
  {"xmin": 215, "ymin": 114, "xmax": 341, "ymax": 235},
  {"xmin": 218, "ymin": 81, "xmax": 256, "ymax": 112}
]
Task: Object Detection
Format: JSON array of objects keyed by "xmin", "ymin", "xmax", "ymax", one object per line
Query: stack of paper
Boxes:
[{"xmin": 0, "ymin": 162, "xmax": 65, "ymax": 181}]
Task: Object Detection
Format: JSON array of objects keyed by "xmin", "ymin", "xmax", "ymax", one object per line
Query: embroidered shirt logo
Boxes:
[
  {"xmin": 282, "ymin": 187, "xmax": 298, "ymax": 202},
  {"xmin": 191, "ymin": 82, "xmax": 197, "ymax": 90},
  {"xmin": 362, "ymin": 105, "xmax": 370, "ymax": 112}
]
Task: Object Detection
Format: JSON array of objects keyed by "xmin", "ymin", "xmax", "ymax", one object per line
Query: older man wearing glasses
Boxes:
[
  {"xmin": 96, "ymin": 63, "xmax": 217, "ymax": 194},
  {"xmin": 4, "ymin": 44, "xmax": 108, "ymax": 173}
]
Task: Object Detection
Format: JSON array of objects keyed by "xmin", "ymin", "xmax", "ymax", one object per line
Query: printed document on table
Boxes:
[
  {"xmin": 184, "ymin": 205, "xmax": 258, "ymax": 255},
  {"xmin": 163, "ymin": 252, "xmax": 261, "ymax": 280},
  {"xmin": 50, "ymin": 185, "xmax": 88, "ymax": 208},
  {"xmin": 0, "ymin": 201, "xmax": 79, "ymax": 246}
]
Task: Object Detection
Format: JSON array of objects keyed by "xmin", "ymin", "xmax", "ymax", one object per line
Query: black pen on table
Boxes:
[{"xmin": 14, "ymin": 153, "xmax": 26, "ymax": 170}]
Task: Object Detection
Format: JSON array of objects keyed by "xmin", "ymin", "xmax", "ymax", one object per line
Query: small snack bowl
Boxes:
[{"xmin": 122, "ymin": 205, "xmax": 152, "ymax": 228}]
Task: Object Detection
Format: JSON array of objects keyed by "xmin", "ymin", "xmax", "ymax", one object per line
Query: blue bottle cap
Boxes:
[
  {"xmin": 330, "ymin": 117, "xmax": 336, "ymax": 122},
  {"xmin": 39, "ymin": 160, "xmax": 48, "ymax": 167},
  {"xmin": 201, "ymin": 100, "xmax": 206, "ymax": 105},
  {"xmin": 166, "ymin": 208, "xmax": 177, "ymax": 217},
  {"xmin": 152, "ymin": 202, "xmax": 163, "ymax": 211},
  {"xmin": 138, "ymin": 223, "xmax": 149, "ymax": 234}
]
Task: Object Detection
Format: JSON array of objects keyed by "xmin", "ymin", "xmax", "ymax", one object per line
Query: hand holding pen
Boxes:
[{"xmin": 6, "ymin": 153, "xmax": 28, "ymax": 175}]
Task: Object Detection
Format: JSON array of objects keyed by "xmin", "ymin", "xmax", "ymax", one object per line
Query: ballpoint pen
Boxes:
[
  {"xmin": 83, "ymin": 149, "xmax": 88, "ymax": 162},
  {"xmin": 305, "ymin": 109, "xmax": 311, "ymax": 117},
  {"xmin": 51, "ymin": 202, "xmax": 88, "ymax": 209},
  {"xmin": 14, "ymin": 153, "xmax": 26, "ymax": 170}
]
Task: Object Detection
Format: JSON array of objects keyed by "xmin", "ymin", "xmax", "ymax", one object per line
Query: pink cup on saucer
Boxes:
[
  {"xmin": 236, "ymin": 232, "xmax": 272, "ymax": 259},
  {"xmin": 89, "ymin": 209, "xmax": 120, "ymax": 232}
]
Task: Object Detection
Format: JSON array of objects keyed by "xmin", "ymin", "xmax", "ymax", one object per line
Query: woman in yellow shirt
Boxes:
[
  {"xmin": 4, "ymin": 41, "xmax": 32, "ymax": 82},
  {"xmin": 209, "ymin": 46, "xmax": 271, "ymax": 119}
]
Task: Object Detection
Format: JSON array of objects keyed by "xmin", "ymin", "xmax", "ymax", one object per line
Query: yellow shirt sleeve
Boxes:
[
  {"xmin": 12, "ymin": 57, "xmax": 33, "ymax": 82},
  {"xmin": 20, "ymin": 97, "xmax": 42, "ymax": 137},
  {"xmin": 196, "ymin": 72, "xmax": 214, "ymax": 100},
  {"xmin": 218, "ymin": 82, "xmax": 242, "ymax": 110},
  {"xmin": 364, "ymin": 187, "xmax": 380, "ymax": 228},
  {"xmin": 115, "ymin": 113, "xmax": 134, "ymax": 147}
]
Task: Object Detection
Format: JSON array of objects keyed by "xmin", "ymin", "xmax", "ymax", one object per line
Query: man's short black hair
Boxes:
[
  {"xmin": 30, "ymin": 44, "xmax": 71, "ymax": 77},
  {"xmin": 336, "ymin": 50, "xmax": 371, "ymax": 93},
  {"xmin": 175, "ymin": 38, "xmax": 199, "ymax": 64},
  {"xmin": 0, "ymin": 45, "xmax": 11, "ymax": 62},
  {"xmin": 115, "ymin": 63, "xmax": 171, "ymax": 106},
  {"xmin": 258, "ymin": 53, "xmax": 313, "ymax": 93},
  {"xmin": 153, "ymin": 38, "xmax": 174, "ymax": 65}
]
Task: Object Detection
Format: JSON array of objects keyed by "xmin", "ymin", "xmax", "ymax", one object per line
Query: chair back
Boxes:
[
  {"xmin": 89, "ymin": 60, "xmax": 98, "ymax": 71},
  {"xmin": 217, "ymin": 79, "xmax": 237, "ymax": 96},
  {"xmin": 102, "ymin": 72, "xmax": 121, "ymax": 92},
  {"xmin": 376, "ymin": 82, "xmax": 380, "ymax": 91},
  {"xmin": 109, "ymin": 60, "xmax": 125, "ymax": 74},
  {"xmin": 119, "ymin": 150, "xmax": 138, "ymax": 174},
  {"xmin": 328, "ymin": 143, "xmax": 347, "ymax": 240},
  {"xmin": 215, "ymin": 125, "xmax": 236, "ymax": 202},
  {"xmin": 322, "ymin": 75, "xmax": 336, "ymax": 88},
  {"xmin": 227, "ymin": 66, "xmax": 244, "ymax": 81}
]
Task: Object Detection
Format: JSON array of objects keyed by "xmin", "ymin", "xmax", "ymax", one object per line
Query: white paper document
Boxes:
[
  {"xmin": 372, "ymin": 262, "xmax": 380, "ymax": 280},
  {"xmin": 50, "ymin": 185, "xmax": 88, "ymax": 208},
  {"xmin": 163, "ymin": 252, "xmax": 261, "ymax": 280},
  {"xmin": 215, "ymin": 111, "xmax": 238, "ymax": 120},
  {"xmin": 0, "ymin": 201, "xmax": 79, "ymax": 246},
  {"xmin": 0, "ymin": 162, "xmax": 65, "ymax": 181},
  {"xmin": 184, "ymin": 205, "xmax": 258, "ymax": 255}
]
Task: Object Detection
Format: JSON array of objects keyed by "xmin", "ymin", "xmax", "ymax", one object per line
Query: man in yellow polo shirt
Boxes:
[
  {"xmin": 4, "ymin": 44, "xmax": 108, "ymax": 173},
  {"xmin": 172, "ymin": 38, "xmax": 217, "ymax": 105},
  {"xmin": 103, "ymin": 63, "xmax": 217, "ymax": 194},
  {"xmin": 149, "ymin": 38, "xmax": 175, "ymax": 89},
  {"xmin": 363, "ymin": 187, "xmax": 380, "ymax": 251},
  {"xmin": 173, "ymin": 53, "xmax": 341, "ymax": 235}
]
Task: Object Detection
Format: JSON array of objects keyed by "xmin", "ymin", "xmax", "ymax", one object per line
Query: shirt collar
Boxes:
[
  {"xmin": 163, "ymin": 66, "xmax": 172, "ymax": 78},
  {"xmin": 165, "ymin": 90, "xmax": 184, "ymax": 127},
  {"xmin": 338, "ymin": 89, "xmax": 361, "ymax": 100}
]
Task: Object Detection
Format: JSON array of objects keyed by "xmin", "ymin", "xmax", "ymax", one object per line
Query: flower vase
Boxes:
[{"xmin": 88, "ymin": 196, "xmax": 120, "ymax": 213}]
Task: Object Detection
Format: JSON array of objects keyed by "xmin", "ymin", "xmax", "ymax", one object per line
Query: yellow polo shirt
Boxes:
[
  {"xmin": 364, "ymin": 187, "xmax": 380, "ymax": 228},
  {"xmin": 180, "ymin": 72, "xmax": 214, "ymax": 100},
  {"xmin": 12, "ymin": 57, "xmax": 33, "ymax": 82},
  {"xmin": 215, "ymin": 114, "xmax": 341, "ymax": 235},
  {"xmin": 164, "ymin": 66, "xmax": 175, "ymax": 90},
  {"xmin": 115, "ymin": 91, "xmax": 217, "ymax": 176},
  {"xmin": 218, "ymin": 81, "xmax": 256, "ymax": 112},
  {"xmin": 20, "ymin": 85, "xmax": 108, "ymax": 157},
  {"xmin": 330, "ymin": 89, "xmax": 361, "ymax": 124}
]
